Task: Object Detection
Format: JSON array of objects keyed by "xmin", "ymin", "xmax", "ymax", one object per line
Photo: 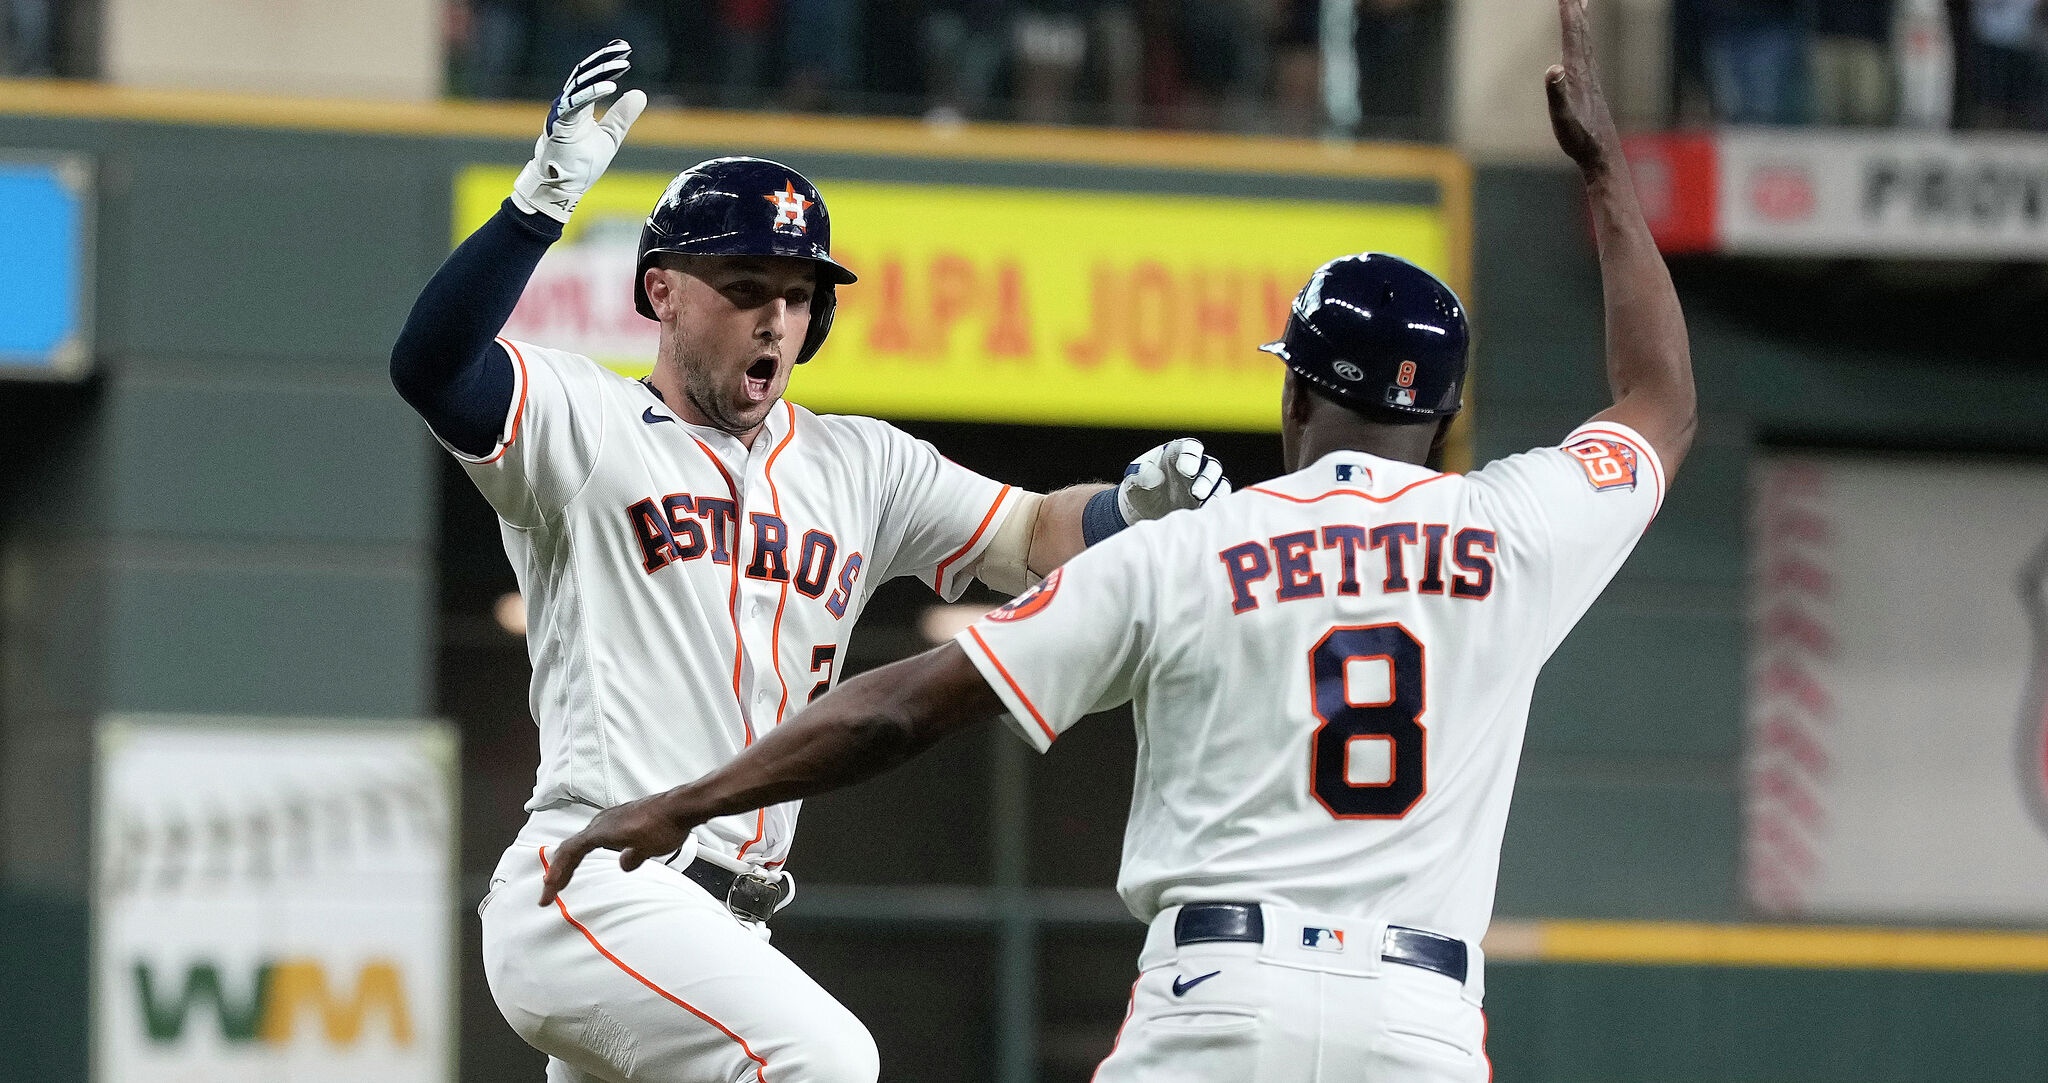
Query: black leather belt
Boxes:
[
  {"xmin": 1174, "ymin": 902, "xmax": 1469, "ymax": 984},
  {"xmin": 679, "ymin": 857, "xmax": 788, "ymax": 924}
]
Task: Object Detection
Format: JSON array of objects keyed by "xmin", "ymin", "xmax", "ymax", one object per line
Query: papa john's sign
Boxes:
[
  {"xmin": 93, "ymin": 717, "xmax": 456, "ymax": 1083},
  {"xmin": 454, "ymin": 165, "xmax": 1461, "ymax": 433}
]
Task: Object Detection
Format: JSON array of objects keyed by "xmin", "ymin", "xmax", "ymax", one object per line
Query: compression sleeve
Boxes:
[{"xmin": 389, "ymin": 199, "xmax": 564, "ymax": 456}]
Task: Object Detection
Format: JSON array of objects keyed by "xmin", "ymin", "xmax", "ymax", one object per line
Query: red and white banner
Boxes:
[
  {"xmin": 1625, "ymin": 129, "xmax": 2048, "ymax": 259},
  {"xmin": 1746, "ymin": 457, "xmax": 2048, "ymax": 922}
]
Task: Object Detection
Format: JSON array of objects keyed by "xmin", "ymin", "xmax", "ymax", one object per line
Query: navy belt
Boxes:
[{"xmin": 1173, "ymin": 902, "xmax": 1469, "ymax": 984}]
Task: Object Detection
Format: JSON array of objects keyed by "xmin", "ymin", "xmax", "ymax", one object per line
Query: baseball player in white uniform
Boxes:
[
  {"xmin": 389, "ymin": 40, "xmax": 1229, "ymax": 1083},
  {"xmin": 538, "ymin": 5, "xmax": 1693, "ymax": 1079}
]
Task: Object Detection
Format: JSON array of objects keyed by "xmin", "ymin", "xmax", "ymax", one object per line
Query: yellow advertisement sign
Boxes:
[{"xmin": 455, "ymin": 166, "xmax": 1456, "ymax": 432}]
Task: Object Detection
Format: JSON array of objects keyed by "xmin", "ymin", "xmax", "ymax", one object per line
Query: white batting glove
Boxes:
[
  {"xmin": 1118, "ymin": 438, "xmax": 1231, "ymax": 522},
  {"xmin": 510, "ymin": 39, "xmax": 647, "ymax": 223}
]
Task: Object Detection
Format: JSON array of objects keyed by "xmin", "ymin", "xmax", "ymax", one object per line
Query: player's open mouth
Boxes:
[{"xmin": 742, "ymin": 355, "xmax": 776, "ymax": 402}]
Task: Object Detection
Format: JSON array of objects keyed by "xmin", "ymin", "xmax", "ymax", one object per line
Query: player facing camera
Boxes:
[
  {"xmin": 633, "ymin": 157, "xmax": 857, "ymax": 441},
  {"xmin": 390, "ymin": 38, "xmax": 1233, "ymax": 1083},
  {"xmin": 638, "ymin": 248, "xmax": 821, "ymax": 438}
]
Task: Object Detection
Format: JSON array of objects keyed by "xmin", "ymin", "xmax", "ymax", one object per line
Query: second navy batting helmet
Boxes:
[
  {"xmin": 1260, "ymin": 253, "xmax": 1468, "ymax": 419},
  {"xmin": 634, "ymin": 156, "xmax": 858, "ymax": 365}
]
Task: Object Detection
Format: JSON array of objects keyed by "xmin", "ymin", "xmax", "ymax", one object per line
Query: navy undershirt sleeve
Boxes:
[{"xmin": 389, "ymin": 199, "xmax": 564, "ymax": 456}]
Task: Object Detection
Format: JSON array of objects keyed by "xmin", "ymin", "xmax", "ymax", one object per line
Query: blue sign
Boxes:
[{"xmin": 0, "ymin": 157, "xmax": 92, "ymax": 378}]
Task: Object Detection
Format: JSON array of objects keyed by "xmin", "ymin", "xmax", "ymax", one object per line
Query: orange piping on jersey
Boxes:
[
  {"xmin": 739, "ymin": 404, "xmax": 799, "ymax": 864},
  {"xmin": 473, "ymin": 338, "xmax": 530, "ymax": 465},
  {"xmin": 1246, "ymin": 473, "xmax": 1454, "ymax": 505},
  {"xmin": 692, "ymin": 435, "xmax": 754, "ymax": 746},
  {"xmin": 934, "ymin": 485, "xmax": 1014, "ymax": 597},
  {"xmin": 761, "ymin": 403, "xmax": 800, "ymax": 724},
  {"xmin": 1573, "ymin": 426, "xmax": 1666, "ymax": 513},
  {"xmin": 538, "ymin": 847, "xmax": 772, "ymax": 1082},
  {"xmin": 736, "ymin": 808, "xmax": 766, "ymax": 864},
  {"xmin": 965, "ymin": 626, "xmax": 1056, "ymax": 743},
  {"xmin": 1481, "ymin": 1011, "xmax": 1492, "ymax": 1081},
  {"xmin": 1089, "ymin": 976, "xmax": 1141, "ymax": 1082}
]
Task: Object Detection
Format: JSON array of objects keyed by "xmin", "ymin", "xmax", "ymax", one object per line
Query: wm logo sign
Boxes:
[{"xmin": 134, "ymin": 958, "xmax": 414, "ymax": 1046}]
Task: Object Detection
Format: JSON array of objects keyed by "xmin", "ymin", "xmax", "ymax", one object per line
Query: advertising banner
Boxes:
[
  {"xmin": 1626, "ymin": 129, "xmax": 2048, "ymax": 259},
  {"xmin": 454, "ymin": 166, "xmax": 1459, "ymax": 432},
  {"xmin": 94, "ymin": 716, "xmax": 456, "ymax": 1083},
  {"xmin": 0, "ymin": 155, "xmax": 92, "ymax": 378},
  {"xmin": 1745, "ymin": 457, "xmax": 2048, "ymax": 921}
]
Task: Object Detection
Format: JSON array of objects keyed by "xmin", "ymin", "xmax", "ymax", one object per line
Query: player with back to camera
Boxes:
[
  {"xmin": 389, "ymin": 39, "xmax": 1231, "ymax": 1083},
  {"xmin": 540, "ymin": 2, "xmax": 1694, "ymax": 1079}
]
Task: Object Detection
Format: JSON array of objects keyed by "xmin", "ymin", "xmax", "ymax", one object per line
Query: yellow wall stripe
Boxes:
[
  {"xmin": 1483, "ymin": 920, "xmax": 2048, "ymax": 973},
  {"xmin": 0, "ymin": 77, "xmax": 1464, "ymax": 183}
]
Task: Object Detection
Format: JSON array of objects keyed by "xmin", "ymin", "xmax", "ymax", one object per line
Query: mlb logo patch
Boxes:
[
  {"xmin": 1385, "ymin": 386, "xmax": 1418, "ymax": 408},
  {"xmin": 1302, "ymin": 927, "xmax": 1346, "ymax": 952},
  {"xmin": 1335, "ymin": 464, "xmax": 1370, "ymax": 484}
]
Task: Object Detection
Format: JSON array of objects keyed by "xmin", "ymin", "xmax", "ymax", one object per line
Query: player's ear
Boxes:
[
  {"xmin": 645, "ymin": 266, "xmax": 677, "ymax": 320},
  {"xmin": 1281, "ymin": 370, "xmax": 1313, "ymax": 428}
]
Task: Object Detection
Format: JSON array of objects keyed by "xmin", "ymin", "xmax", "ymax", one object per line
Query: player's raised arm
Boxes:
[
  {"xmin": 975, "ymin": 438, "xmax": 1230, "ymax": 595},
  {"xmin": 1547, "ymin": 0, "xmax": 1697, "ymax": 476},
  {"xmin": 388, "ymin": 41, "xmax": 645, "ymax": 456},
  {"xmin": 540, "ymin": 642, "xmax": 1004, "ymax": 904}
]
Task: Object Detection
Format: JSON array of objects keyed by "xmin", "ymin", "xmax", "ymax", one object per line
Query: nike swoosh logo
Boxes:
[
  {"xmin": 1171, "ymin": 970, "xmax": 1221, "ymax": 996},
  {"xmin": 642, "ymin": 407, "xmax": 673, "ymax": 425}
]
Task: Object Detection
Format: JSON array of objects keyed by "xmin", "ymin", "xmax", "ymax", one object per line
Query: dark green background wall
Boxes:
[{"xmin": 1, "ymin": 111, "xmax": 2044, "ymax": 1081}]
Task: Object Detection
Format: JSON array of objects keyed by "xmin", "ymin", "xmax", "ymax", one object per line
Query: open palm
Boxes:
[{"xmin": 1545, "ymin": 0, "xmax": 1622, "ymax": 175}]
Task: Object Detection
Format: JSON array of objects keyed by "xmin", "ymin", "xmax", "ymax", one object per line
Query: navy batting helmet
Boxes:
[
  {"xmin": 634, "ymin": 156, "xmax": 858, "ymax": 365},
  {"xmin": 1260, "ymin": 254, "xmax": 1468, "ymax": 419}
]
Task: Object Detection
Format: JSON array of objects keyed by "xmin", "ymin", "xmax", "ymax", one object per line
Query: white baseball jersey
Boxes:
[
  {"xmin": 957, "ymin": 422, "xmax": 1664, "ymax": 947},
  {"xmin": 446, "ymin": 338, "xmax": 1018, "ymax": 870}
]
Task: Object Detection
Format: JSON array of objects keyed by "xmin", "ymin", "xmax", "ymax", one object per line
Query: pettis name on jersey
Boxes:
[{"xmin": 1218, "ymin": 521, "xmax": 1498, "ymax": 613}]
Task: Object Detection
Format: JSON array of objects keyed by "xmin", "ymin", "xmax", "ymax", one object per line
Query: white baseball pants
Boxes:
[
  {"xmin": 481, "ymin": 808, "xmax": 878, "ymax": 1083},
  {"xmin": 1091, "ymin": 904, "xmax": 1490, "ymax": 1083}
]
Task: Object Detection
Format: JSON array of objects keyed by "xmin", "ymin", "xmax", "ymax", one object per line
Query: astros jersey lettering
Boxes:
[
  {"xmin": 958, "ymin": 422, "xmax": 1664, "ymax": 946},
  {"xmin": 453, "ymin": 337, "xmax": 1016, "ymax": 869}
]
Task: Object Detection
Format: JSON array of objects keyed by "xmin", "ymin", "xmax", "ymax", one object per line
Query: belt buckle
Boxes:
[{"xmin": 726, "ymin": 871, "xmax": 780, "ymax": 923}]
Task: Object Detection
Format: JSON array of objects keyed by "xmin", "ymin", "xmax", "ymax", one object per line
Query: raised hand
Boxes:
[
  {"xmin": 511, "ymin": 40, "xmax": 648, "ymax": 222},
  {"xmin": 1544, "ymin": 0, "xmax": 1621, "ymax": 177}
]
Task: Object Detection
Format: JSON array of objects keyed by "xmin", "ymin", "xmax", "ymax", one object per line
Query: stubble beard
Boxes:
[{"xmin": 667, "ymin": 328, "xmax": 775, "ymax": 437}]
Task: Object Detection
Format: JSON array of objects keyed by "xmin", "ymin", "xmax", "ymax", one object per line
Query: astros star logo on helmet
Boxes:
[{"xmin": 764, "ymin": 181, "xmax": 814, "ymax": 233}]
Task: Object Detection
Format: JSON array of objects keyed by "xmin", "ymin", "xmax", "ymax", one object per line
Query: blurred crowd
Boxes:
[
  {"xmin": 17, "ymin": 0, "xmax": 2044, "ymax": 139},
  {"xmin": 1, "ymin": 0, "xmax": 55, "ymax": 75},
  {"xmin": 1674, "ymin": 0, "xmax": 2048, "ymax": 130},
  {"xmin": 444, "ymin": 0, "xmax": 1450, "ymax": 138}
]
